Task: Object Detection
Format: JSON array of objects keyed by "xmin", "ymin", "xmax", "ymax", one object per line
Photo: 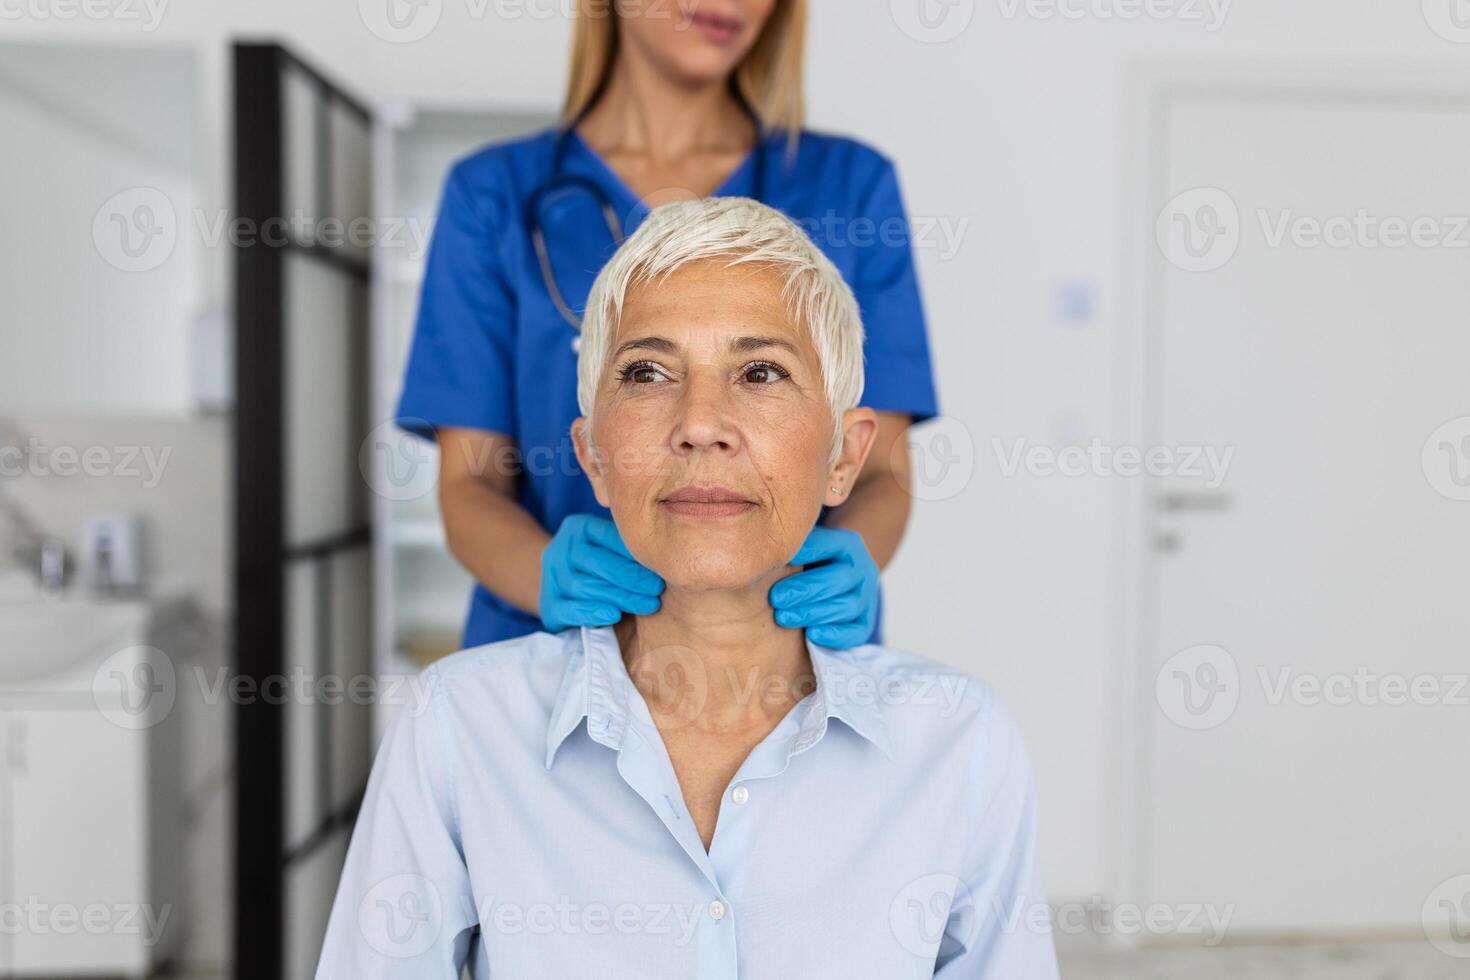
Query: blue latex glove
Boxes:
[
  {"xmin": 769, "ymin": 526, "xmax": 879, "ymax": 649},
  {"xmin": 539, "ymin": 514, "xmax": 664, "ymax": 633}
]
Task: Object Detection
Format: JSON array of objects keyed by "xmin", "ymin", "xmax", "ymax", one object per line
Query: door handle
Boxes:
[
  {"xmin": 1154, "ymin": 530, "xmax": 1183, "ymax": 554},
  {"xmin": 1157, "ymin": 490, "xmax": 1234, "ymax": 513},
  {"xmin": 6, "ymin": 717, "xmax": 24, "ymax": 776}
]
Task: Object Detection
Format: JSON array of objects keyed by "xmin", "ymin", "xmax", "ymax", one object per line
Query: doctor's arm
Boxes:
[
  {"xmin": 408, "ymin": 166, "xmax": 654, "ymax": 630},
  {"xmin": 402, "ymin": 164, "xmax": 565, "ymax": 624},
  {"xmin": 437, "ymin": 427, "xmax": 549, "ymax": 618}
]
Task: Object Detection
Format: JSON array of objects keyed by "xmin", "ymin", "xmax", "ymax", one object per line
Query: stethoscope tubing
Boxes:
[{"xmin": 526, "ymin": 99, "xmax": 769, "ymax": 332}]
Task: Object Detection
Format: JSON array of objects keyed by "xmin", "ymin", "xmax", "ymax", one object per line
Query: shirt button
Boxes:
[
  {"xmin": 731, "ymin": 785, "xmax": 749, "ymax": 805},
  {"xmin": 708, "ymin": 900, "xmax": 727, "ymax": 921}
]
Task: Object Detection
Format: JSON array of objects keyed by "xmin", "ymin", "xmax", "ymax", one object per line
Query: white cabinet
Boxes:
[
  {"xmin": 0, "ymin": 602, "xmax": 181, "ymax": 977},
  {"xmin": 4, "ymin": 711, "xmax": 147, "ymax": 974}
]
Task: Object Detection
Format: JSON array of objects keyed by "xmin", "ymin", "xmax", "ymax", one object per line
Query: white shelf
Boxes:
[
  {"xmin": 387, "ymin": 258, "xmax": 423, "ymax": 286},
  {"xmin": 372, "ymin": 101, "xmax": 557, "ymax": 733},
  {"xmin": 391, "ymin": 518, "xmax": 446, "ymax": 548}
]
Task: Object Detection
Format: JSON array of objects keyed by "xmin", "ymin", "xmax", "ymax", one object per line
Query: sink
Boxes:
[{"xmin": 0, "ymin": 597, "xmax": 156, "ymax": 688}]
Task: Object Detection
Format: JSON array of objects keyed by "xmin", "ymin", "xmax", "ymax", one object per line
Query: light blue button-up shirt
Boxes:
[{"xmin": 316, "ymin": 626, "xmax": 1057, "ymax": 979}]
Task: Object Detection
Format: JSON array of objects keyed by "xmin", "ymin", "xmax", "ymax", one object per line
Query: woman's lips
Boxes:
[
  {"xmin": 662, "ymin": 484, "xmax": 757, "ymax": 519},
  {"xmin": 685, "ymin": 8, "xmax": 744, "ymax": 45}
]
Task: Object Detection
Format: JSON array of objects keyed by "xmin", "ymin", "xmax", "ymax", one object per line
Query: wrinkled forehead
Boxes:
[{"xmin": 612, "ymin": 258, "xmax": 815, "ymax": 357}]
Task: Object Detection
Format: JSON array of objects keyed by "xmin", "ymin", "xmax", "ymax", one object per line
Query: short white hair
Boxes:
[{"xmin": 577, "ymin": 197, "xmax": 865, "ymax": 464}]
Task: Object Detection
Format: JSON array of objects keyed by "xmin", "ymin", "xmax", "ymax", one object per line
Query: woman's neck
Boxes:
[
  {"xmin": 576, "ymin": 52, "xmax": 755, "ymax": 163},
  {"xmin": 615, "ymin": 572, "xmax": 814, "ymax": 734}
]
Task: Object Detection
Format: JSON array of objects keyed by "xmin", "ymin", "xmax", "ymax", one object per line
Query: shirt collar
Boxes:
[
  {"xmin": 800, "ymin": 638, "xmax": 894, "ymax": 760},
  {"xmin": 545, "ymin": 625, "xmax": 892, "ymax": 770}
]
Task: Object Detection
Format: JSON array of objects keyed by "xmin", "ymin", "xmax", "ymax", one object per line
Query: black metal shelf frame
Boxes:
[{"xmin": 232, "ymin": 41, "xmax": 373, "ymax": 979}]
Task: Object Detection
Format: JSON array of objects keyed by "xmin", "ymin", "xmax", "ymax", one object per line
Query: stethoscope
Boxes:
[{"xmin": 525, "ymin": 93, "xmax": 770, "ymax": 334}]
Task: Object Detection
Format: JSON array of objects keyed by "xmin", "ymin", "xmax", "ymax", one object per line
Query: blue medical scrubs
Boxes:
[{"xmin": 397, "ymin": 127, "xmax": 939, "ymax": 649}]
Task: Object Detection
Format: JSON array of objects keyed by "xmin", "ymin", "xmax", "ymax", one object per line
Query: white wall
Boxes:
[
  {"xmin": 5, "ymin": 0, "xmax": 1464, "ymax": 905},
  {"xmin": 805, "ymin": 1, "xmax": 1463, "ymax": 900},
  {"xmin": 0, "ymin": 77, "xmax": 198, "ymax": 411}
]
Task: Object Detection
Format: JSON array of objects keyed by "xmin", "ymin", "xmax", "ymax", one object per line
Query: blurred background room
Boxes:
[{"xmin": 1, "ymin": 1, "xmax": 1468, "ymax": 977}]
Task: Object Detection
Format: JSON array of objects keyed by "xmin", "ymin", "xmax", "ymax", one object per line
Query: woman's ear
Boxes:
[
  {"xmin": 571, "ymin": 417, "xmax": 612, "ymax": 508},
  {"xmin": 823, "ymin": 407, "xmax": 879, "ymax": 507}
]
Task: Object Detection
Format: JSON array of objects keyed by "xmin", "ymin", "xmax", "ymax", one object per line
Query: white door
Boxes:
[{"xmin": 1138, "ymin": 76, "xmax": 1470, "ymax": 933}]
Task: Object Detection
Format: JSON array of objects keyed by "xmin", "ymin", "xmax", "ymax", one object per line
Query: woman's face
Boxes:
[
  {"xmin": 616, "ymin": 0, "xmax": 779, "ymax": 86},
  {"xmin": 573, "ymin": 260, "xmax": 875, "ymax": 593}
]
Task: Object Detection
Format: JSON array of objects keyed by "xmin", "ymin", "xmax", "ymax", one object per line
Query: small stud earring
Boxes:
[{"xmin": 831, "ymin": 486, "xmax": 841, "ymax": 494}]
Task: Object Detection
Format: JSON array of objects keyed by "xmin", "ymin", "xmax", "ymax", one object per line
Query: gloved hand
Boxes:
[
  {"xmin": 539, "ymin": 514, "xmax": 665, "ymax": 633},
  {"xmin": 769, "ymin": 526, "xmax": 879, "ymax": 649}
]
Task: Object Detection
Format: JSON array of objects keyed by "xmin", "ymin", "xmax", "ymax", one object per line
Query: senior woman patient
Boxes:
[{"xmin": 316, "ymin": 198, "xmax": 1057, "ymax": 979}]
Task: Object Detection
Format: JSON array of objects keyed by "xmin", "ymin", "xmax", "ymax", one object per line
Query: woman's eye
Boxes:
[
  {"xmin": 741, "ymin": 361, "xmax": 789, "ymax": 385},
  {"xmin": 618, "ymin": 361, "xmax": 667, "ymax": 384}
]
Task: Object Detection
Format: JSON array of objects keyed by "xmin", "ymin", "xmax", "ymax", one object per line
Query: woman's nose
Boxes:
[{"xmin": 671, "ymin": 372, "xmax": 741, "ymax": 455}]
